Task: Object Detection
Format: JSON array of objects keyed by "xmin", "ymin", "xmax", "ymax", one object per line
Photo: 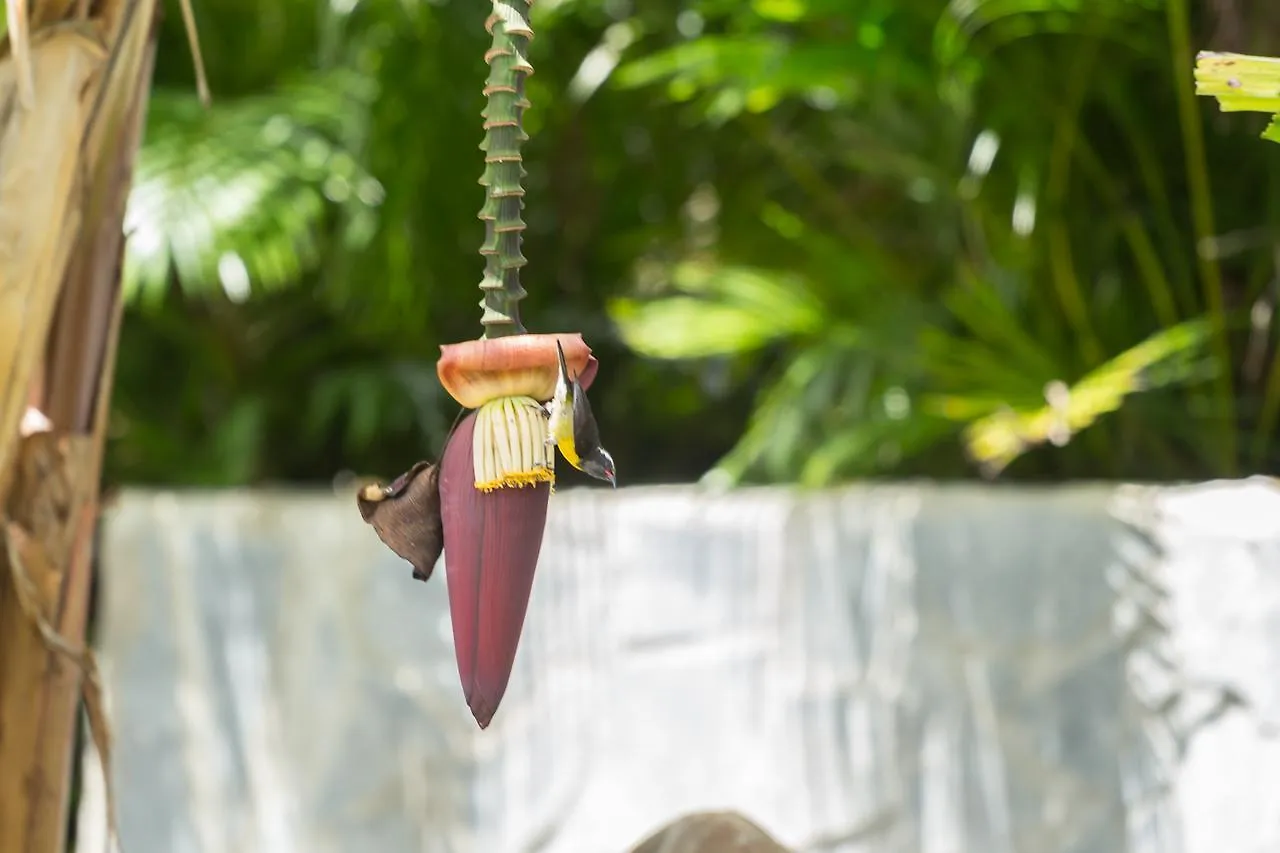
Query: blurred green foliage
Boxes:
[{"xmin": 108, "ymin": 0, "xmax": 1280, "ymax": 487}]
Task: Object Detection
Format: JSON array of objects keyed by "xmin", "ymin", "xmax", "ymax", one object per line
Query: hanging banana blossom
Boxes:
[{"xmin": 359, "ymin": 0, "xmax": 608, "ymax": 728}]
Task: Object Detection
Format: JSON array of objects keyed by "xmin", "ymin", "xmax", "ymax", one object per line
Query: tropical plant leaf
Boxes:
[
  {"xmin": 615, "ymin": 35, "xmax": 866, "ymax": 112},
  {"xmin": 123, "ymin": 68, "xmax": 381, "ymax": 305},
  {"xmin": 709, "ymin": 340, "xmax": 934, "ymax": 485},
  {"xmin": 611, "ymin": 262, "xmax": 825, "ymax": 358},
  {"xmin": 958, "ymin": 318, "xmax": 1213, "ymax": 474},
  {"xmin": 1195, "ymin": 51, "xmax": 1280, "ymax": 145},
  {"xmin": 103, "ymin": 0, "xmax": 1280, "ymax": 488},
  {"xmin": 1195, "ymin": 51, "xmax": 1280, "ymax": 114},
  {"xmin": 935, "ymin": 0, "xmax": 1162, "ymax": 67},
  {"xmin": 800, "ymin": 413, "xmax": 956, "ymax": 486},
  {"xmin": 710, "ymin": 345, "xmax": 833, "ymax": 483}
]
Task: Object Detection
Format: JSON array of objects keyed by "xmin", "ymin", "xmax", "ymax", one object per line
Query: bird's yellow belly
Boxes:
[
  {"xmin": 551, "ymin": 418, "xmax": 581, "ymax": 467},
  {"xmin": 556, "ymin": 436, "xmax": 581, "ymax": 468}
]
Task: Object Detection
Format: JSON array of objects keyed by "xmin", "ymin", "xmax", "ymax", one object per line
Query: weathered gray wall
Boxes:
[{"xmin": 73, "ymin": 479, "xmax": 1280, "ymax": 853}]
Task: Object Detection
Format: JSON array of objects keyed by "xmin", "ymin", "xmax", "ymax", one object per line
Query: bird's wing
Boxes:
[
  {"xmin": 571, "ymin": 380, "xmax": 602, "ymax": 452},
  {"xmin": 356, "ymin": 460, "xmax": 443, "ymax": 583}
]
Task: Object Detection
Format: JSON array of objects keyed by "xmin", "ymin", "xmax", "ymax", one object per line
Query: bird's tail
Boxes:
[{"xmin": 555, "ymin": 339, "xmax": 571, "ymax": 384}]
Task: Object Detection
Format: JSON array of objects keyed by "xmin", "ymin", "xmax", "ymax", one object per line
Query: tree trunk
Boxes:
[{"xmin": 0, "ymin": 2, "xmax": 159, "ymax": 851}]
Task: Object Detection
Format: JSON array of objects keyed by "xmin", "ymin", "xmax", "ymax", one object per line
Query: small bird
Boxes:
[
  {"xmin": 356, "ymin": 406, "xmax": 469, "ymax": 583},
  {"xmin": 357, "ymin": 460, "xmax": 443, "ymax": 583},
  {"xmin": 546, "ymin": 340, "xmax": 616, "ymax": 487}
]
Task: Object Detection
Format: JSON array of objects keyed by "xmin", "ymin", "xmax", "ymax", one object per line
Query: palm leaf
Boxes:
[
  {"xmin": 935, "ymin": 0, "xmax": 1163, "ymax": 67},
  {"xmin": 957, "ymin": 318, "xmax": 1213, "ymax": 474},
  {"xmin": 611, "ymin": 261, "xmax": 825, "ymax": 358},
  {"xmin": 123, "ymin": 68, "xmax": 381, "ymax": 305}
]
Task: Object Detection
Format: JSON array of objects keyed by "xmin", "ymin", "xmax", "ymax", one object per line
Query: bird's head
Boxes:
[{"xmin": 580, "ymin": 447, "xmax": 616, "ymax": 488}]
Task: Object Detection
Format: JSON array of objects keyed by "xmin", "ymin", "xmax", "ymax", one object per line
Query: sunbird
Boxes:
[
  {"xmin": 546, "ymin": 339, "xmax": 616, "ymax": 487},
  {"xmin": 357, "ymin": 460, "xmax": 443, "ymax": 583}
]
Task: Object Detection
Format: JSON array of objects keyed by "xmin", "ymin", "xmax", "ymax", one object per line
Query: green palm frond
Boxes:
[
  {"xmin": 953, "ymin": 318, "xmax": 1213, "ymax": 475},
  {"xmin": 611, "ymin": 261, "xmax": 826, "ymax": 358},
  {"xmin": 124, "ymin": 68, "xmax": 382, "ymax": 305},
  {"xmin": 934, "ymin": 0, "xmax": 1163, "ymax": 67},
  {"xmin": 703, "ymin": 333, "xmax": 957, "ymax": 486}
]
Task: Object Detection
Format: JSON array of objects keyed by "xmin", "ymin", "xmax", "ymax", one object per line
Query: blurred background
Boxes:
[
  {"xmin": 57, "ymin": 0, "xmax": 1280, "ymax": 851},
  {"xmin": 113, "ymin": 0, "xmax": 1280, "ymax": 490}
]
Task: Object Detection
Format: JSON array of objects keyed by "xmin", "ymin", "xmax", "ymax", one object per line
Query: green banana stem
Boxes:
[{"xmin": 477, "ymin": 0, "xmax": 534, "ymax": 338}]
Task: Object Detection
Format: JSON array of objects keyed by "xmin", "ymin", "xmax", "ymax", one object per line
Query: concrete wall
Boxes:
[{"xmin": 74, "ymin": 478, "xmax": 1280, "ymax": 853}]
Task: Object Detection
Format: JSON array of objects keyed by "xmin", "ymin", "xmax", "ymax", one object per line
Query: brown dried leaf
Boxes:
[
  {"xmin": 3, "ymin": 520, "xmax": 79, "ymax": 666},
  {"xmin": 5, "ymin": 0, "xmax": 34, "ymax": 109},
  {"xmin": 81, "ymin": 652, "xmax": 119, "ymax": 851},
  {"xmin": 176, "ymin": 0, "xmax": 210, "ymax": 106},
  {"xmin": 357, "ymin": 461, "xmax": 443, "ymax": 583},
  {"xmin": 3, "ymin": 519, "xmax": 119, "ymax": 850}
]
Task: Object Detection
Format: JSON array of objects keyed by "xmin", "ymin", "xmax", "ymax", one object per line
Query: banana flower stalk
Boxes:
[
  {"xmin": 361, "ymin": 0, "xmax": 608, "ymax": 728},
  {"xmin": 434, "ymin": 334, "xmax": 596, "ymax": 727}
]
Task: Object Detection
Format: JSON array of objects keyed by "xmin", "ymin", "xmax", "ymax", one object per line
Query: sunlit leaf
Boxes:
[
  {"xmin": 124, "ymin": 69, "xmax": 381, "ymax": 306},
  {"xmin": 611, "ymin": 262, "xmax": 825, "ymax": 358},
  {"xmin": 1196, "ymin": 51, "xmax": 1280, "ymax": 144},
  {"xmin": 1195, "ymin": 51, "xmax": 1280, "ymax": 113},
  {"xmin": 751, "ymin": 0, "xmax": 806, "ymax": 23},
  {"xmin": 962, "ymin": 318, "xmax": 1213, "ymax": 474},
  {"xmin": 615, "ymin": 35, "xmax": 862, "ymax": 108}
]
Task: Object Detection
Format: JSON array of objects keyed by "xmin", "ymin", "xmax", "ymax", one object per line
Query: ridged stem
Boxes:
[{"xmin": 477, "ymin": 0, "xmax": 534, "ymax": 338}]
